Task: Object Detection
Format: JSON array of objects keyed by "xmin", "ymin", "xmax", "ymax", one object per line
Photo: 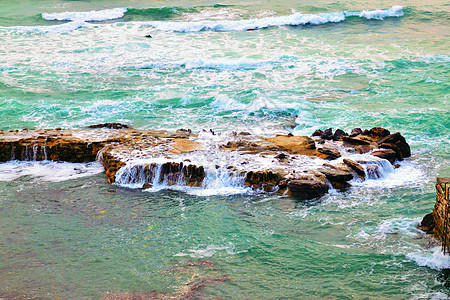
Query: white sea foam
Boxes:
[
  {"xmin": 42, "ymin": 7, "xmax": 127, "ymax": 22},
  {"xmin": 126, "ymin": 57, "xmax": 277, "ymax": 71},
  {"xmin": 407, "ymin": 247, "xmax": 450, "ymax": 271},
  {"xmin": 210, "ymin": 95, "xmax": 248, "ymax": 111},
  {"xmin": 140, "ymin": 6, "xmax": 403, "ymax": 32},
  {"xmin": 7, "ymin": 21, "xmax": 87, "ymax": 34},
  {"xmin": 342, "ymin": 154, "xmax": 426, "ymax": 188},
  {"xmin": 347, "ymin": 5, "xmax": 404, "ymax": 20},
  {"xmin": 4, "ymin": 6, "xmax": 403, "ymax": 34},
  {"xmin": 0, "ymin": 161, "xmax": 104, "ymax": 182},
  {"xmin": 183, "ymin": 58, "xmax": 274, "ymax": 70},
  {"xmin": 377, "ymin": 218, "xmax": 421, "ymax": 236},
  {"xmin": 210, "ymin": 93, "xmax": 299, "ymax": 114}
]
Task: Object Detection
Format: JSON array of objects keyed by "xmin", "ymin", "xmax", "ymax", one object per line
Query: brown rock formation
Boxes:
[
  {"xmin": 288, "ymin": 176, "xmax": 329, "ymax": 200},
  {"xmin": 343, "ymin": 158, "xmax": 366, "ymax": 179},
  {"xmin": 0, "ymin": 125, "xmax": 412, "ymax": 201},
  {"xmin": 420, "ymin": 178, "xmax": 450, "ymax": 253}
]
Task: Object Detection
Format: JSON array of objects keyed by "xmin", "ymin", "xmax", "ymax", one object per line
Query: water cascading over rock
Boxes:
[{"xmin": 0, "ymin": 126, "xmax": 411, "ymax": 200}]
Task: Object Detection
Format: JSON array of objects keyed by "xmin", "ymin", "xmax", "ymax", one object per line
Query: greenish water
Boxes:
[{"xmin": 0, "ymin": 0, "xmax": 449, "ymax": 299}]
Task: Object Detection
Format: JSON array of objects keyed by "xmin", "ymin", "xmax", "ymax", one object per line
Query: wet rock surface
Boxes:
[{"xmin": 0, "ymin": 126, "xmax": 411, "ymax": 200}]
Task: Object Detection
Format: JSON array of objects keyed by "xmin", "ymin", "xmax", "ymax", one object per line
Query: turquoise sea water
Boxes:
[{"xmin": 0, "ymin": 0, "xmax": 449, "ymax": 299}]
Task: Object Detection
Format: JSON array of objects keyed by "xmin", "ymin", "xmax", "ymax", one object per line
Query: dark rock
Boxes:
[
  {"xmin": 288, "ymin": 179, "xmax": 329, "ymax": 200},
  {"xmin": 342, "ymin": 136, "xmax": 372, "ymax": 145},
  {"xmin": 378, "ymin": 132, "xmax": 406, "ymax": 145},
  {"xmin": 317, "ymin": 147, "xmax": 341, "ymax": 160},
  {"xmin": 419, "ymin": 213, "xmax": 435, "ymax": 233},
  {"xmin": 275, "ymin": 153, "xmax": 289, "ymax": 160},
  {"xmin": 361, "ymin": 129, "xmax": 371, "ymax": 136},
  {"xmin": 396, "ymin": 141, "xmax": 411, "ymax": 158},
  {"xmin": 369, "ymin": 127, "xmax": 390, "ymax": 137},
  {"xmin": 317, "ymin": 167, "xmax": 353, "ymax": 183},
  {"xmin": 379, "ymin": 143, "xmax": 403, "ymax": 161},
  {"xmin": 377, "ymin": 132, "xmax": 411, "ymax": 158},
  {"xmin": 239, "ymin": 131, "xmax": 252, "ymax": 136},
  {"xmin": 145, "ymin": 34, "xmax": 152, "ymax": 38},
  {"xmin": 312, "ymin": 129, "xmax": 323, "ymax": 137},
  {"xmin": 343, "ymin": 158, "xmax": 365, "ymax": 178},
  {"xmin": 176, "ymin": 128, "xmax": 192, "ymax": 135},
  {"xmin": 349, "ymin": 128, "xmax": 362, "ymax": 137},
  {"xmin": 245, "ymin": 170, "xmax": 282, "ymax": 191},
  {"xmin": 333, "ymin": 129, "xmax": 348, "ymax": 140},
  {"xmin": 371, "ymin": 149, "xmax": 397, "ymax": 164},
  {"xmin": 320, "ymin": 128, "xmax": 333, "ymax": 140},
  {"xmin": 88, "ymin": 123, "xmax": 130, "ymax": 129}
]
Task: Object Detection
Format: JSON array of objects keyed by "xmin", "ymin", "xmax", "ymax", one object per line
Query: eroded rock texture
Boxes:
[{"xmin": 0, "ymin": 126, "xmax": 411, "ymax": 201}]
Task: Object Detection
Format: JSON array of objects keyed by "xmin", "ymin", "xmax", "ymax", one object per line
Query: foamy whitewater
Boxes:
[
  {"xmin": 140, "ymin": 6, "xmax": 403, "ymax": 32},
  {"xmin": 5, "ymin": 5, "xmax": 404, "ymax": 34},
  {"xmin": 42, "ymin": 8, "xmax": 128, "ymax": 22},
  {"xmin": 0, "ymin": 161, "xmax": 104, "ymax": 182},
  {"xmin": 0, "ymin": 0, "xmax": 449, "ymax": 298}
]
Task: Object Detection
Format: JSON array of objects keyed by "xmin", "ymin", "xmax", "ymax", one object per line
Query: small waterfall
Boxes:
[
  {"xmin": 114, "ymin": 160, "xmax": 250, "ymax": 196},
  {"xmin": 41, "ymin": 146, "xmax": 47, "ymax": 160},
  {"xmin": 115, "ymin": 161, "xmax": 186, "ymax": 190},
  {"xmin": 349, "ymin": 155, "xmax": 394, "ymax": 180},
  {"xmin": 197, "ymin": 165, "xmax": 248, "ymax": 196},
  {"xmin": 32, "ymin": 145, "xmax": 38, "ymax": 161},
  {"xmin": 20, "ymin": 144, "xmax": 48, "ymax": 161},
  {"xmin": 363, "ymin": 159, "xmax": 394, "ymax": 180},
  {"xmin": 10, "ymin": 147, "xmax": 16, "ymax": 160},
  {"xmin": 115, "ymin": 164, "xmax": 148, "ymax": 189}
]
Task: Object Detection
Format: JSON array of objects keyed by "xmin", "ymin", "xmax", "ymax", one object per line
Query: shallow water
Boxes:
[{"xmin": 0, "ymin": 0, "xmax": 449, "ymax": 298}]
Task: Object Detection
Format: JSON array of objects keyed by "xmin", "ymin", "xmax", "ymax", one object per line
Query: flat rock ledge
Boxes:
[{"xmin": 0, "ymin": 126, "xmax": 411, "ymax": 200}]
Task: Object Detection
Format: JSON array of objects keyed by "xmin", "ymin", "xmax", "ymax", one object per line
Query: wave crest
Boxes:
[
  {"xmin": 142, "ymin": 5, "xmax": 404, "ymax": 32},
  {"xmin": 42, "ymin": 7, "xmax": 127, "ymax": 22}
]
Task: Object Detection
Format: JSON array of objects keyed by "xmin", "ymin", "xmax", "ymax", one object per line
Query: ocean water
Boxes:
[{"xmin": 0, "ymin": 0, "xmax": 449, "ymax": 299}]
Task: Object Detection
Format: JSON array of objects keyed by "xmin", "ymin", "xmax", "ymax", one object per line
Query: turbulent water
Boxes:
[{"xmin": 0, "ymin": 0, "xmax": 449, "ymax": 299}]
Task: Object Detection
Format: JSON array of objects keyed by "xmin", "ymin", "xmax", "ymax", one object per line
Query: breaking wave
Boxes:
[
  {"xmin": 4, "ymin": 5, "xmax": 403, "ymax": 34},
  {"xmin": 42, "ymin": 7, "xmax": 127, "ymax": 22},
  {"xmin": 142, "ymin": 6, "xmax": 404, "ymax": 32},
  {"xmin": 407, "ymin": 247, "xmax": 450, "ymax": 271}
]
